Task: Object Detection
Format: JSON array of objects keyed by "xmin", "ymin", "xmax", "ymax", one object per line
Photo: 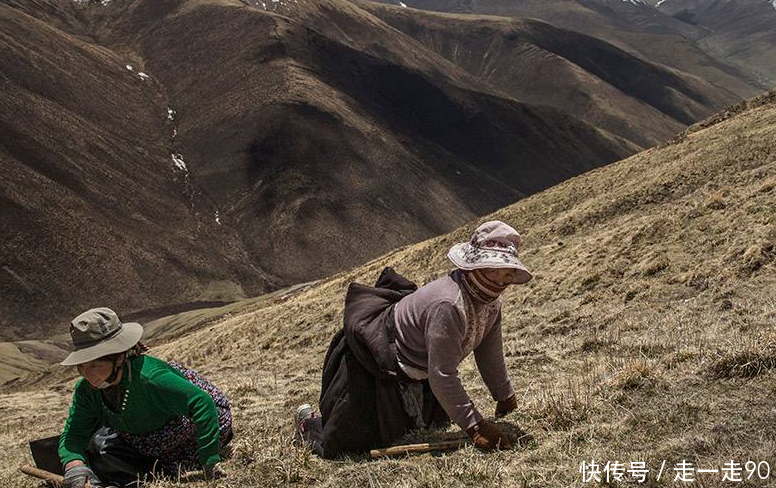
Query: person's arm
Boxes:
[
  {"xmin": 425, "ymin": 301, "xmax": 483, "ymax": 431},
  {"xmin": 473, "ymin": 310, "xmax": 514, "ymax": 403},
  {"xmin": 148, "ymin": 369, "xmax": 221, "ymax": 466},
  {"xmin": 59, "ymin": 380, "xmax": 101, "ymax": 468}
]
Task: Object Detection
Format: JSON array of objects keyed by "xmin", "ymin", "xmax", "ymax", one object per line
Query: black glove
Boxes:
[{"xmin": 63, "ymin": 465, "xmax": 103, "ymax": 488}]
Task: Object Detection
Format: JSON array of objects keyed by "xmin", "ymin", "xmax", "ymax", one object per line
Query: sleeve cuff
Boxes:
[
  {"xmin": 60, "ymin": 454, "xmax": 86, "ymax": 468},
  {"xmin": 456, "ymin": 407, "xmax": 484, "ymax": 431},
  {"xmin": 201, "ymin": 452, "xmax": 221, "ymax": 467},
  {"xmin": 492, "ymin": 383, "xmax": 515, "ymax": 402}
]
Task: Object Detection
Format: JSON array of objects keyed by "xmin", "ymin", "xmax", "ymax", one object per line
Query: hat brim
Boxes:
[
  {"xmin": 60, "ymin": 322, "xmax": 144, "ymax": 366},
  {"xmin": 448, "ymin": 243, "xmax": 533, "ymax": 285}
]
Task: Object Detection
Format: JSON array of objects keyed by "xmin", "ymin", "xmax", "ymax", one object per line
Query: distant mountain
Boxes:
[
  {"xmin": 361, "ymin": 2, "xmax": 740, "ymax": 148},
  {"xmin": 1, "ymin": 0, "xmax": 639, "ymax": 338},
  {"xmin": 656, "ymin": 0, "xmax": 776, "ymax": 89},
  {"xmin": 371, "ymin": 0, "xmax": 769, "ymax": 95}
]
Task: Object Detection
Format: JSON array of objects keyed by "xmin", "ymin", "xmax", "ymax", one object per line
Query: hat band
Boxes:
[
  {"xmin": 72, "ymin": 324, "xmax": 123, "ymax": 348},
  {"xmin": 473, "ymin": 244, "xmax": 518, "ymax": 257}
]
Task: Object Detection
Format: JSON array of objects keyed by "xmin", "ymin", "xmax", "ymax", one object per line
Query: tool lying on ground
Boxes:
[
  {"xmin": 20, "ymin": 465, "xmax": 71, "ymax": 488},
  {"xmin": 21, "ymin": 463, "xmax": 220, "ymax": 486},
  {"xmin": 370, "ymin": 410, "xmax": 532, "ymax": 459},
  {"xmin": 370, "ymin": 438, "xmax": 472, "ymax": 458}
]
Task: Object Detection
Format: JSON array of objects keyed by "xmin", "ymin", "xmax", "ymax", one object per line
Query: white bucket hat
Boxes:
[
  {"xmin": 61, "ymin": 307, "xmax": 144, "ymax": 366},
  {"xmin": 447, "ymin": 220, "xmax": 533, "ymax": 285}
]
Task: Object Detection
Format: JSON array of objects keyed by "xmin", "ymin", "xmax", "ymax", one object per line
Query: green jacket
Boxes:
[{"xmin": 59, "ymin": 355, "xmax": 221, "ymax": 467}]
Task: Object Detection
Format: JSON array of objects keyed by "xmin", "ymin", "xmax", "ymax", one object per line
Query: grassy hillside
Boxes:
[{"xmin": 3, "ymin": 91, "xmax": 775, "ymax": 487}]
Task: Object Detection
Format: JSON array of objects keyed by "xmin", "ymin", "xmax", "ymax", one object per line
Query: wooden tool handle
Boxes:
[
  {"xmin": 19, "ymin": 465, "xmax": 92, "ymax": 488},
  {"xmin": 370, "ymin": 438, "xmax": 471, "ymax": 458},
  {"xmin": 20, "ymin": 465, "xmax": 64, "ymax": 487}
]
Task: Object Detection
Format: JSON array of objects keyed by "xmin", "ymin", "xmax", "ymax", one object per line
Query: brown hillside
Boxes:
[
  {"xmin": 4, "ymin": 91, "xmax": 774, "ymax": 486},
  {"xmin": 1, "ymin": 0, "xmax": 649, "ymax": 339},
  {"xmin": 0, "ymin": 1, "xmax": 268, "ymax": 340}
]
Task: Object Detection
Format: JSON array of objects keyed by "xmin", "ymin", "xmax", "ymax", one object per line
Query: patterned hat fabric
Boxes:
[{"xmin": 447, "ymin": 220, "xmax": 533, "ymax": 285}]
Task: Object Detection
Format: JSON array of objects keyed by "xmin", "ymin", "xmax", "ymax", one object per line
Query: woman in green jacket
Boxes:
[{"xmin": 58, "ymin": 308, "xmax": 232, "ymax": 488}]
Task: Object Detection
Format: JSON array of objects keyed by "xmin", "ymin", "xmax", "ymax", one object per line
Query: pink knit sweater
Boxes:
[{"xmin": 393, "ymin": 269, "xmax": 514, "ymax": 430}]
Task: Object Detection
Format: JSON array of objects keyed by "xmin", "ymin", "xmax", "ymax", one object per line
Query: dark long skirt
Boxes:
[
  {"xmin": 313, "ymin": 267, "xmax": 450, "ymax": 458},
  {"xmin": 118, "ymin": 361, "xmax": 233, "ymax": 474}
]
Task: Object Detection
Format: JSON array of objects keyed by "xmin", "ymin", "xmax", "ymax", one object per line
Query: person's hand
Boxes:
[
  {"xmin": 466, "ymin": 419, "xmax": 513, "ymax": 450},
  {"xmin": 63, "ymin": 464, "xmax": 102, "ymax": 488},
  {"xmin": 495, "ymin": 394, "xmax": 518, "ymax": 418},
  {"xmin": 203, "ymin": 463, "xmax": 227, "ymax": 482}
]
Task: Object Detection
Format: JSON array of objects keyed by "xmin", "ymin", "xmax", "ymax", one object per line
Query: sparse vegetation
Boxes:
[{"xmin": 2, "ymin": 89, "xmax": 775, "ymax": 488}]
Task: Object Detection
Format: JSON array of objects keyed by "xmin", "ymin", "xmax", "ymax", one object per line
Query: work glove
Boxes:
[
  {"xmin": 63, "ymin": 464, "xmax": 103, "ymax": 488},
  {"xmin": 203, "ymin": 462, "xmax": 227, "ymax": 482},
  {"xmin": 495, "ymin": 393, "xmax": 518, "ymax": 418},
  {"xmin": 466, "ymin": 419, "xmax": 513, "ymax": 451}
]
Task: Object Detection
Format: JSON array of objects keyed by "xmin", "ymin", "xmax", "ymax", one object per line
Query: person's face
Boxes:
[
  {"xmin": 480, "ymin": 268, "xmax": 518, "ymax": 287},
  {"xmin": 77, "ymin": 358, "xmax": 119, "ymax": 388}
]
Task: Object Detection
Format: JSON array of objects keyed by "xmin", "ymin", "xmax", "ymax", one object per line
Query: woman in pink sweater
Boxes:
[{"xmin": 296, "ymin": 220, "xmax": 532, "ymax": 457}]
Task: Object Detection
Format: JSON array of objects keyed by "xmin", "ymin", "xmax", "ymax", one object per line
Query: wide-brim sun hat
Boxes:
[
  {"xmin": 61, "ymin": 307, "xmax": 144, "ymax": 366},
  {"xmin": 448, "ymin": 220, "xmax": 533, "ymax": 285}
]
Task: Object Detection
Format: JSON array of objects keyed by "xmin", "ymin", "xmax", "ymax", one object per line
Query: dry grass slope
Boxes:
[{"xmin": 2, "ymin": 91, "xmax": 775, "ymax": 486}]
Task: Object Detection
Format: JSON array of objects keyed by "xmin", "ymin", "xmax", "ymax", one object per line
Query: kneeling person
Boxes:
[
  {"xmin": 57, "ymin": 308, "xmax": 232, "ymax": 487},
  {"xmin": 297, "ymin": 220, "xmax": 531, "ymax": 457}
]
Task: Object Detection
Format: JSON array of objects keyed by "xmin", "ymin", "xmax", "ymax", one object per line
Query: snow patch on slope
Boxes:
[
  {"xmin": 171, "ymin": 154, "xmax": 188, "ymax": 172},
  {"xmin": 72, "ymin": 0, "xmax": 113, "ymax": 5},
  {"xmin": 248, "ymin": 0, "xmax": 300, "ymax": 12},
  {"xmin": 600, "ymin": 0, "xmax": 647, "ymax": 5}
]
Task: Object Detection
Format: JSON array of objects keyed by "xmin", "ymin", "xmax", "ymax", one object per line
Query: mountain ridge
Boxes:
[
  {"xmin": 3, "ymin": 0, "xmax": 708, "ymax": 340},
  {"xmin": 374, "ymin": 0, "xmax": 770, "ymax": 96}
]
